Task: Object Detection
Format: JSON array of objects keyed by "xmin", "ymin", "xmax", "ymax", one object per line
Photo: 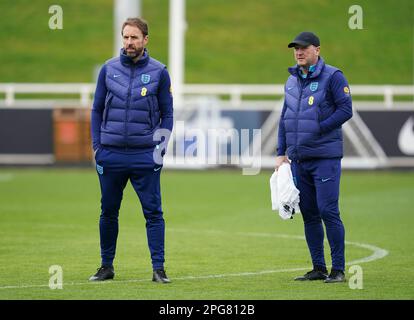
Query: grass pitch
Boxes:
[
  {"xmin": 0, "ymin": 168, "xmax": 413, "ymax": 299},
  {"xmin": 1, "ymin": 0, "xmax": 412, "ymax": 84}
]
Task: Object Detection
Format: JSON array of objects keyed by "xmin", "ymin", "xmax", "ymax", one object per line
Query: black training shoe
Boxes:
[
  {"xmin": 324, "ymin": 270, "xmax": 346, "ymax": 283},
  {"xmin": 152, "ymin": 269, "xmax": 171, "ymax": 283},
  {"xmin": 294, "ymin": 268, "xmax": 328, "ymax": 281},
  {"xmin": 89, "ymin": 266, "xmax": 115, "ymax": 281}
]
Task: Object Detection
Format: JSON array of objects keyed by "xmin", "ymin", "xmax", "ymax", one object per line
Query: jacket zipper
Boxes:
[{"xmin": 125, "ymin": 66, "xmax": 135, "ymax": 149}]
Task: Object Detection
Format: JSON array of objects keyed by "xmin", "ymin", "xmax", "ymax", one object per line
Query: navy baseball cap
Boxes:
[{"xmin": 288, "ymin": 32, "xmax": 320, "ymax": 48}]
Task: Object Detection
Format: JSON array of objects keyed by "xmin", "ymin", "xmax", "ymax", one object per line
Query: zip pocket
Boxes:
[
  {"xmin": 151, "ymin": 95, "xmax": 160, "ymax": 127},
  {"xmin": 147, "ymin": 96, "xmax": 154, "ymax": 128},
  {"xmin": 316, "ymin": 107, "xmax": 323, "ymax": 135},
  {"xmin": 103, "ymin": 95, "xmax": 113, "ymax": 128}
]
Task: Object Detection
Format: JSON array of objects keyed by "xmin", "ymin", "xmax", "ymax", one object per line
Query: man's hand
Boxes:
[{"xmin": 275, "ymin": 155, "xmax": 289, "ymax": 171}]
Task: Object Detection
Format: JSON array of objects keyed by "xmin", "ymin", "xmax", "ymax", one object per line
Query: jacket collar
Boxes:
[
  {"xmin": 288, "ymin": 56, "xmax": 325, "ymax": 79},
  {"xmin": 120, "ymin": 48, "xmax": 150, "ymax": 67}
]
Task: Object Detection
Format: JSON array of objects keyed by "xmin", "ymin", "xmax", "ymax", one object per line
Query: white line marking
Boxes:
[{"xmin": 0, "ymin": 229, "xmax": 388, "ymax": 290}]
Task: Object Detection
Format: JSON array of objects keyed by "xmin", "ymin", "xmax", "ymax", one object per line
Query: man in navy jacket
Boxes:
[
  {"xmin": 276, "ymin": 32, "xmax": 352, "ymax": 283},
  {"xmin": 89, "ymin": 18, "xmax": 173, "ymax": 283}
]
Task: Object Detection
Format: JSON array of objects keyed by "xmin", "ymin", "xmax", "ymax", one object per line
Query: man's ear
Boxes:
[{"xmin": 144, "ymin": 35, "xmax": 149, "ymax": 45}]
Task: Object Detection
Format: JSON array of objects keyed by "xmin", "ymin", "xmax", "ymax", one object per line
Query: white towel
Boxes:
[{"xmin": 270, "ymin": 162, "xmax": 300, "ymax": 220}]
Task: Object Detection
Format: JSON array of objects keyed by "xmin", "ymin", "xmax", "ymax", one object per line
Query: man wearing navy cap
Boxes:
[{"xmin": 275, "ymin": 32, "xmax": 353, "ymax": 283}]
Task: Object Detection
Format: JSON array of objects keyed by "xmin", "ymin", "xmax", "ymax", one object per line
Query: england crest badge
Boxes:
[
  {"xmin": 310, "ymin": 82, "xmax": 318, "ymax": 92},
  {"xmin": 141, "ymin": 74, "xmax": 151, "ymax": 84}
]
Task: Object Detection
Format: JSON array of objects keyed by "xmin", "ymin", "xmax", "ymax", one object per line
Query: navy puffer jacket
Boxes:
[
  {"xmin": 281, "ymin": 57, "xmax": 345, "ymax": 161},
  {"xmin": 100, "ymin": 49, "xmax": 166, "ymax": 148}
]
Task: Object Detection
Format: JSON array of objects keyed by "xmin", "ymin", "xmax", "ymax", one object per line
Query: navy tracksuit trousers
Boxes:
[
  {"xmin": 290, "ymin": 158, "xmax": 345, "ymax": 272},
  {"xmin": 95, "ymin": 148, "xmax": 165, "ymax": 270}
]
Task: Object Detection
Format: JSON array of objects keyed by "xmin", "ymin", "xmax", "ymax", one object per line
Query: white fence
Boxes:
[
  {"xmin": 0, "ymin": 83, "xmax": 413, "ymax": 109},
  {"xmin": 0, "ymin": 83, "xmax": 413, "ymax": 169}
]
